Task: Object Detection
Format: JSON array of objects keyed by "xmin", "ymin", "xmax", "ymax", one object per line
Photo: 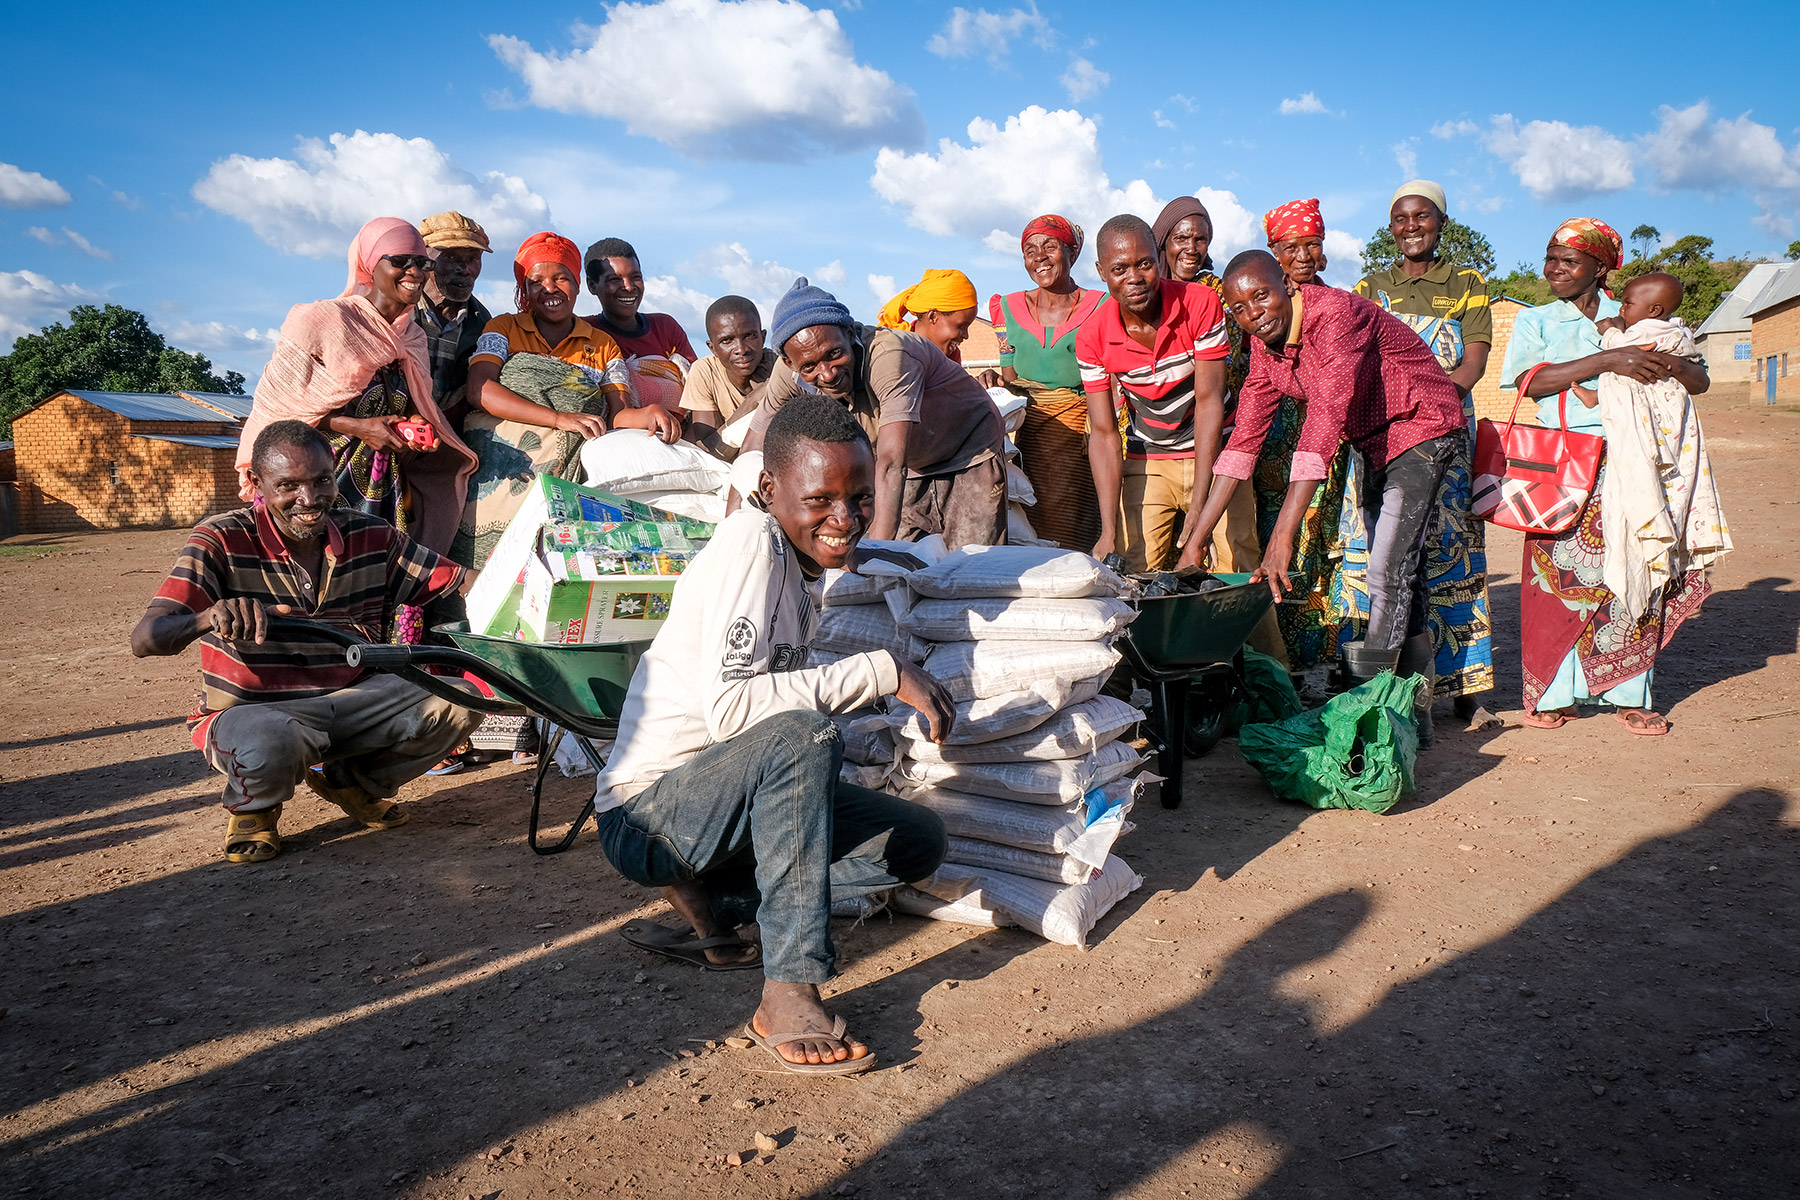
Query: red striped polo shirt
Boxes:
[
  {"xmin": 1075, "ymin": 279, "xmax": 1230, "ymax": 459},
  {"xmin": 154, "ymin": 505, "xmax": 465, "ymax": 715}
]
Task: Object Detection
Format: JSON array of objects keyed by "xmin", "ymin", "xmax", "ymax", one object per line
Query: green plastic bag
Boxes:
[
  {"xmin": 1237, "ymin": 671, "xmax": 1420, "ymax": 814},
  {"xmin": 1221, "ymin": 648, "xmax": 1304, "ymax": 735}
]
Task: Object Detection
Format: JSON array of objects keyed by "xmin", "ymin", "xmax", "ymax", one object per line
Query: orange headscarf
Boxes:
[
  {"xmin": 513, "ymin": 231, "xmax": 584, "ymax": 312},
  {"xmin": 879, "ymin": 268, "xmax": 978, "ymax": 330},
  {"xmin": 1549, "ymin": 217, "xmax": 1624, "ymax": 272}
]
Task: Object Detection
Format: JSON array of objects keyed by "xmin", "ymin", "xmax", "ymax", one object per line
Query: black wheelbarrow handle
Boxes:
[{"xmin": 265, "ymin": 618, "xmax": 620, "ymax": 741}]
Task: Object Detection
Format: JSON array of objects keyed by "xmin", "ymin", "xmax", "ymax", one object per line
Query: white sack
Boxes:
[
  {"xmin": 909, "ymin": 778, "xmax": 1136, "ymax": 867},
  {"xmin": 922, "ymin": 638, "xmax": 1121, "ymax": 702},
  {"xmin": 814, "ymin": 603, "xmax": 916, "ymax": 662},
  {"xmin": 834, "ymin": 712, "xmax": 897, "ymax": 767},
  {"xmin": 899, "ymin": 853, "xmax": 1144, "ymax": 949},
  {"xmin": 895, "ymin": 695, "xmax": 1144, "ymax": 763},
  {"xmin": 1006, "ymin": 460, "xmax": 1037, "ymax": 506},
  {"xmin": 898, "ymin": 595, "xmax": 1138, "ymax": 643},
  {"xmin": 944, "ymin": 837, "xmax": 1098, "ymax": 886},
  {"xmin": 906, "ymin": 545, "xmax": 1127, "ymax": 600},
  {"xmin": 1007, "ymin": 502, "xmax": 1054, "ymax": 547},
  {"xmin": 893, "ymin": 740, "xmax": 1145, "ymax": 805},
  {"xmin": 625, "ymin": 488, "xmax": 726, "ymax": 524},
  {"xmin": 889, "ymin": 674, "xmax": 1105, "ymax": 745},
  {"xmin": 818, "ymin": 535, "xmax": 949, "ymax": 607},
  {"xmin": 988, "ymin": 387, "xmax": 1028, "ymax": 434},
  {"xmin": 581, "ymin": 429, "xmax": 729, "ymax": 496}
]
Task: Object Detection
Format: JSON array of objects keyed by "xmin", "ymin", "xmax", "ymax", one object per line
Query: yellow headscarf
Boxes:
[{"xmin": 879, "ymin": 268, "xmax": 978, "ymax": 330}]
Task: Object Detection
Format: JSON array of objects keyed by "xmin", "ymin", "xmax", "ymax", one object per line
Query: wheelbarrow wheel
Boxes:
[{"xmin": 1184, "ymin": 702, "xmax": 1227, "ymax": 757}]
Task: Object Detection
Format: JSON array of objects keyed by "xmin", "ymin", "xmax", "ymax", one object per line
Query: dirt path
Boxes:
[{"xmin": 2, "ymin": 387, "xmax": 1795, "ymax": 1199}]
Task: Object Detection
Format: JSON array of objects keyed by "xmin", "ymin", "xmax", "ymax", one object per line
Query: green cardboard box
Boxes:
[{"xmin": 517, "ymin": 550, "xmax": 677, "ymax": 645}]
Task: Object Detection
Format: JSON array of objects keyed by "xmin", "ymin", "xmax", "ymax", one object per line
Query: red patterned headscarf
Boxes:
[
  {"xmin": 1548, "ymin": 217, "xmax": 1624, "ymax": 272},
  {"xmin": 1264, "ymin": 198, "xmax": 1324, "ymax": 245},
  {"xmin": 1021, "ymin": 214, "xmax": 1084, "ymax": 256},
  {"xmin": 513, "ymin": 231, "xmax": 584, "ymax": 312}
]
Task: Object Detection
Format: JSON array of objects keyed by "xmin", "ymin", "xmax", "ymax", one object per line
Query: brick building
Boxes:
[
  {"xmin": 1694, "ymin": 262, "xmax": 1786, "ymax": 384},
  {"xmin": 1746, "ymin": 266, "xmax": 1800, "ymax": 404},
  {"xmin": 12, "ymin": 390, "xmax": 250, "ymax": 533}
]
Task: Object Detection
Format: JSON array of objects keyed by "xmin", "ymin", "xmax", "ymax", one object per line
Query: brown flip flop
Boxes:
[
  {"xmin": 1614, "ymin": 710, "xmax": 1670, "ymax": 736},
  {"xmin": 743, "ymin": 1015, "xmax": 876, "ymax": 1076}
]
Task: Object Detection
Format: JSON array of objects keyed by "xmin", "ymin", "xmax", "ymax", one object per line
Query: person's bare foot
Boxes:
[
  {"xmin": 753, "ymin": 980, "xmax": 869, "ymax": 1066},
  {"xmin": 661, "ymin": 880, "xmax": 758, "ymax": 967}
]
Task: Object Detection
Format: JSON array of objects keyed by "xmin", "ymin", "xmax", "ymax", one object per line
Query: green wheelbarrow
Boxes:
[
  {"xmin": 269, "ymin": 618, "xmax": 647, "ymax": 853},
  {"xmin": 1118, "ymin": 573, "xmax": 1278, "ymax": 810}
]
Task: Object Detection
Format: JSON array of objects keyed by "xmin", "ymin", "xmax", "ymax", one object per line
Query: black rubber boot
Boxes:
[
  {"xmin": 1396, "ymin": 633, "xmax": 1437, "ymax": 750},
  {"xmin": 1340, "ymin": 640, "xmax": 1401, "ymax": 685}
]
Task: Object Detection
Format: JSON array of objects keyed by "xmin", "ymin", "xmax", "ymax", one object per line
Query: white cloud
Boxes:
[
  {"xmin": 926, "ymin": 4, "xmax": 1053, "ymax": 61},
  {"xmin": 1639, "ymin": 103, "xmax": 1800, "ymax": 191},
  {"xmin": 490, "ymin": 0, "xmax": 923, "ymax": 161},
  {"xmin": 1321, "ymin": 229, "xmax": 1366, "ymax": 289},
  {"xmin": 163, "ymin": 319, "xmax": 279, "ymax": 358},
  {"xmin": 1168, "ymin": 94, "xmax": 1197, "ymax": 114},
  {"xmin": 1430, "ymin": 120, "xmax": 1479, "ymax": 139},
  {"xmin": 193, "ymin": 130, "xmax": 550, "ymax": 259},
  {"xmin": 870, "ymin": 106, "xmax": 1160, "ymax": 247},
  {"xmin": 1482, "ymin": 114, "xmax": 1634, "ymax": 200},
  {"xmin": 1191, "ymin": 187, "xmax": 1260, "ymax": 264},
  {"xmin": 816, "ymin": 260, "xmax": 845, "ymax": 285},
  {"xmin": 678, "ymin": 242, "xmax": 805, "ymax": 315},
  {"xmin": 0, "ymin": 163, "xmax": 71, "ymax": 209},
  {"xmin": 62, "ymin": 228, "xmax": 113, "ymax": 261},
  {"xmin": 643, "ymin": 274, "xmax": 714, "ymax": 342},
  {"xmin": 1278, "ymin": 92, "xmax": 1332, "ymax": 117},
  {"xmin": 1061, "ymin": 57, "xmax": 1108, "ymax": 101},
  {"xmin": 0, "ymin": 270, "xmax": 102, "ymax": 350},
  {"xmin": 111, "ymin": 190, "xmax": 143, "ymax": 210},
  {"xmin": 25, "ymin": 226, "xmax": 58, "ymax": 246},
  {"xmin": 868, "ymin": 274, "xmax": 895, "ymax": 307},
  {"xmin": 1393, "ymin": 139, "xmax": 1418, "ymax": 178},
  {"xmin": 1153, "ymin": 109, "xmax": 1177, "ymax": 131}
]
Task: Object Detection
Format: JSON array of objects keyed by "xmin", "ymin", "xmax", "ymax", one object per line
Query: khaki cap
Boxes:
[{"xmin": 418, "ymin": 211, "xmax": 491, "ymax": 253}]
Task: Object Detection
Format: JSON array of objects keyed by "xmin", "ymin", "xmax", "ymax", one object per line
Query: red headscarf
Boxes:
[
  {"xmin": 513, "ymin": 231, "xmax": 584, "ymax": 312},
  {"xmin": 1264, "ymin": 198, "xmax": 1324, "ymax": 245},
  {"xmin": 1548, "ymin": 217, "xmax": 1624, "ymax": 272},
  {"xmin": 1021, "ymin": 214, "xmax": 1084, "ymax": 256}
]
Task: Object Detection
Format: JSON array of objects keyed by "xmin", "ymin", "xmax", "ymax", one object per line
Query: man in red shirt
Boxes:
[
  {"xmin": 1075, "ymin": 215, "xmax": 1231, "ymax": 572},
  {"xmin": 131, "ymin": 420, "xmax": 483, "ymax": 863},
  {"xmin": 1187, "ymin": 250, "xmax": 1467, "ymax": 742}
]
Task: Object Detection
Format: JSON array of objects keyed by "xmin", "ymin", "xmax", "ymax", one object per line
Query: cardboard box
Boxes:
[
  {"xmin": 518, "ymin": 551, "xmax": 677, "ymax": 645},
  {"xmin": 467, "ymin": 476, "xmax": 713, "ymax": 636}
]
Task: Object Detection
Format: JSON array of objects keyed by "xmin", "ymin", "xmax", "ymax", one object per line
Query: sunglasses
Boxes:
[{"xmin": 382, "ymin": 254, "xmax": 436, "ymax": 273}]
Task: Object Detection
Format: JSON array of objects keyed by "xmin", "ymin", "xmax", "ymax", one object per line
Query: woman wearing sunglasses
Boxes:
[{"xmin": 236, "ymin": 217, "xmax": 476, "ymax": 580}]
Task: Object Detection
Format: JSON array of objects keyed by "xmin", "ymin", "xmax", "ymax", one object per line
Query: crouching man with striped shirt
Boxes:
[{"xmin": 130, "ymin": 419, "xmax": 483, "ymax": 865}]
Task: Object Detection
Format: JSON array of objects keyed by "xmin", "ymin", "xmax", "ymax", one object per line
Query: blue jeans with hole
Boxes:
[{"xmin": 594, "ymin": 709, "xmax": 947, "ymax": 984}]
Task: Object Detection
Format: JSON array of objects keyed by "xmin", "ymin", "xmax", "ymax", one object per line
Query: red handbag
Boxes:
[{"xmin": 1471, "ymin": 363, "xmax": 1605, "ymax": 535}]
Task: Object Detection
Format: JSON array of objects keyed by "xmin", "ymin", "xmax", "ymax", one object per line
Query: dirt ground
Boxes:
[{"xmin": 1, "ymin": 384, "xmax": 1795, "ymax": 1200}]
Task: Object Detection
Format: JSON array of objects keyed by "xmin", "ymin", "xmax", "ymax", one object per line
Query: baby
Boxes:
[
  {"xmin": 1597, "ymin": 271, "xmax": 1685, "ymax": 337},
  {"xmin": 1593, "ymin": 271, "xmax": 1730, "ymax": 622}
]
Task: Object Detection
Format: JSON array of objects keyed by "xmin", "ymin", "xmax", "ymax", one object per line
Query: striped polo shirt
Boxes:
[
  {"xmin": 1075, "ymin": 279, "xmax": 1231, "ymax": 459},
  {"xmin": 154, "ymin": 505, "xmax": 465, "ymax": 715}
]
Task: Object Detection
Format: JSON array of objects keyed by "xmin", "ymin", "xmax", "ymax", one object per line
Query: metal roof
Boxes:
[
  {"xmin": 1745, "ymin": 263, "xmax": 1800, "ymax": 320},
  {"xmin": 64, "ymin": 390, "xmax": 239, "ymax": 424},
  {"xmin": 1695, "ymin": 263, "xmax": 1787, "ymax": 336},
  {"xmin": 177, "ymin": 391, "xmax": 254, "ymax": 420},
  {"xmin": 130, "ymin": 433, "xmax": 240, "ymax": 449}
]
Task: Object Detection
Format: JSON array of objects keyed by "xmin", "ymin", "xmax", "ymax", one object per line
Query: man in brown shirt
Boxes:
[
  {"xmin": 682, "ymin": 295, "xmax": 776, "ymax": 460},
  {"xmin": 743, "ymin": 277, "xmax": 1007, "ymax": 549}
]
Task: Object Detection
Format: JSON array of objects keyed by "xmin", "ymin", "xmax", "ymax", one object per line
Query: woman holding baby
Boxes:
[{"xmin": 1500, "ymin": 218, "xmax": 1726, "ymax": 735}]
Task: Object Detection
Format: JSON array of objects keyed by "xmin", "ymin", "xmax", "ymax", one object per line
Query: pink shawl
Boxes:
[{"xmin": 236, "ymin": 294, "xmax": 476, "ymax": 556}]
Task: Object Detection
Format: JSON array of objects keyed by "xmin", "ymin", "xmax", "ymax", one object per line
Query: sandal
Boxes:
[
  {"xmin": 621, "ymin": 921, "xmax": 761, "ymax": 971},
  {"xmin": 1521, "ymin": 708, "xmax": 1572, "ymax": 730},
  {"xmin": 1614, "ymin": 709, "xmax": 1670, "ymax": 736},
  {"xmin": 744, "ymin": 1015, "xmax": 876, "ymax": 1077},
  {"xmin": 224, "ymin": 805, "xmax": 282, "ymax": 864},
  {"xmin": 304, "ymin": 769, "xmax": 409, "ymax": 829}
]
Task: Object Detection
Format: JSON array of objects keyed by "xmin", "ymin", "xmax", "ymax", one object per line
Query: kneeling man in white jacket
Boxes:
[{"xmin": 593, "ymin": 393, "xmax": 953, "ymax": 1076}]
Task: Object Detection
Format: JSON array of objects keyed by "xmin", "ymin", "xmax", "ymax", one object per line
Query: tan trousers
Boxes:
[{"xmin": 1118, "ymin": 458, "xmax": 1263, "ymax": 573}]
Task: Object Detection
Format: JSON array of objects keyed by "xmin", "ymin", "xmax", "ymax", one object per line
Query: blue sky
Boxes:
[{"xmin": 4, "ymin": 0, "xmax": 1797, "ymax": 386}]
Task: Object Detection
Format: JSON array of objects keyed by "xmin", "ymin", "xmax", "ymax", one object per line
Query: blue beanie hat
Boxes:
[{"xmin": 771, "ymin": 276, "xmax": 856, "ymax": 355}]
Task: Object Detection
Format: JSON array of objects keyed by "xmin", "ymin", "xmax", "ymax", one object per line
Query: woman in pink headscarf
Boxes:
[{"xmin": 237, "ymin": 217, "xmax": 475, "ymax": 560}]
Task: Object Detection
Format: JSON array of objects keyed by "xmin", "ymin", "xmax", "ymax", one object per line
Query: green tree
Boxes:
[
  {"xmin": 1482, "ymin": 261, "xmax": 1554, "ymax": 307},
  {"xmin": 1785, "ymin": 239, "xmax": 1799, "ymax": 261},
  {"xmin": 1361, "ymin": 217, "xmax": 1497, "ymax": 277},
  {"xmin": 0, "ymin": 304, "xmax": 245, "ymax": 438},
  {"xmin": 1630, "ymin": 224, "xmax": 1660, "ymax": 261}
]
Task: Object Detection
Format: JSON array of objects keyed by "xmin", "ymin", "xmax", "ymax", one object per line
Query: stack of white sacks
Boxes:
[{"xmin": 822, "ymin": 544, "xmax": 1149, "ymax": 949}]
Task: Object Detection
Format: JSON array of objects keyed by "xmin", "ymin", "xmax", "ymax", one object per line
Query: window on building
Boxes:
[
  {"xmin": 1755, "ymin": 359, "xmax": 1763, "ymax": 382},
  {"xmin": 1784, "ymin": 353, "xmax": 1790, "ymax": 378},
  {"xmin": 1734, "ymin": 342, "xmax": 1752, "ymax": 361},
  {"xmin": 108, "ymin": 461, "xmax": 120, "ymax": 486}
]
